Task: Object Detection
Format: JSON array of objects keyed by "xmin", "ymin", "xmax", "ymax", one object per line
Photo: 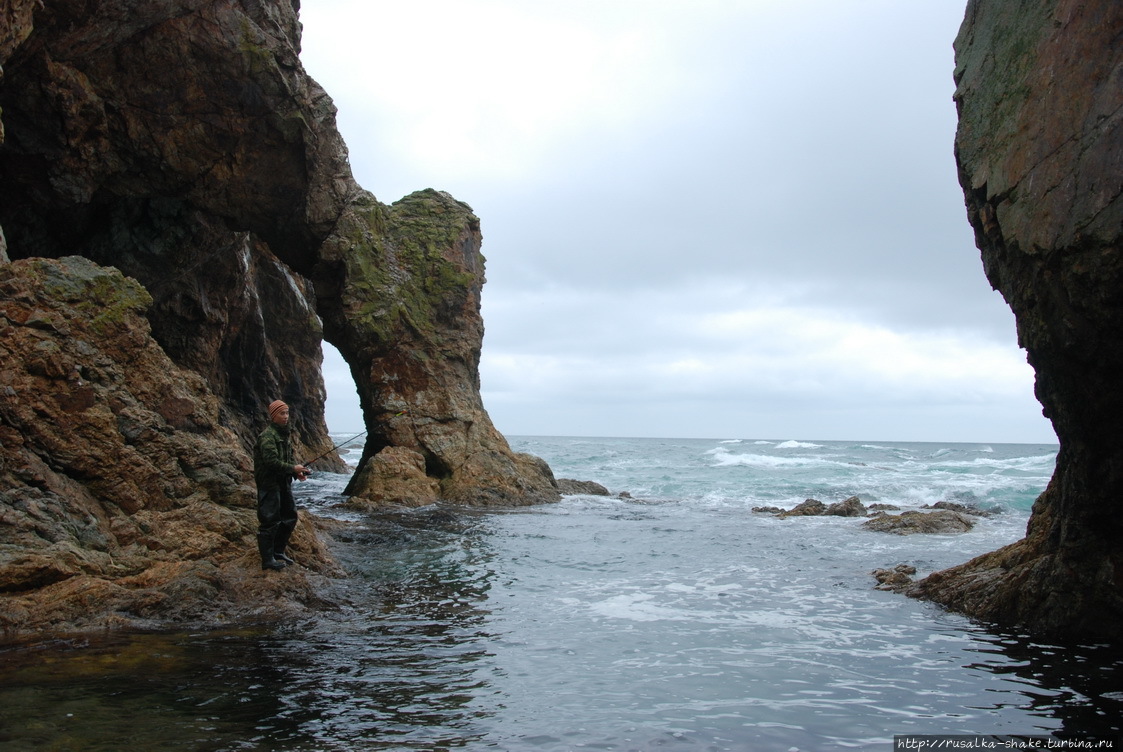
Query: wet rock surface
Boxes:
[
  {"xmin": 557, "ymin": 479, "xmax": 612, "ymax": 496},
  {"xmin": 863, "ymin": 511, "xmax": 976, "ymax": 536},
  {"xmin": 0, "ymin": 257, "xmax": 342, "ymax": 633},
  {"xmin": 756, "ymin": 496, "xmax": 982, "ymax": 535},
  {"xmin": 872, "ymin": 564, "xmax": 918, "ymax": 593}
]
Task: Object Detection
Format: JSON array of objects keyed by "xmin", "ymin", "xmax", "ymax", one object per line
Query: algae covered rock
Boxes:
[{"xmin": 316, "ymin": 189, "xmax": 560, "ymax": 507}]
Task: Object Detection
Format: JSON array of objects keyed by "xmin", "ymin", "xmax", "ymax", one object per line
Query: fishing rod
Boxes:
[
  {"xmin": 299, "ymin": 411, "xmax": 406, "ymax": 475},
  {"xmin": 303, "ymin": 429, "xmax": 368, "ymax": 470}
]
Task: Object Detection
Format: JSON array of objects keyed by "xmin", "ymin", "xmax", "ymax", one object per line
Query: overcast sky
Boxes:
[{"xmin": 299, "ymin": 0, "xmax": 1057, "ymax": 444}]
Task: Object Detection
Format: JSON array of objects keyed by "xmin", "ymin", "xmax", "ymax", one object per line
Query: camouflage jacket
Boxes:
[{"xmin": 253, "ymin": 423, "xmax": 295, "ymax": 491}]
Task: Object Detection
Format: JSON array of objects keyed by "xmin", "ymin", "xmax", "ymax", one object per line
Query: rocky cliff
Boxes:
[
  {"xmin": 0, "ymin": 255, "xmax": 342, "ymax": 631},
  {"xmin": 908, "ymin": 0, "xmax": 1123, "ymax": 641},
  {"xmin": 0, "ymin": 0, "xmax": 557, "ymax": 634}
]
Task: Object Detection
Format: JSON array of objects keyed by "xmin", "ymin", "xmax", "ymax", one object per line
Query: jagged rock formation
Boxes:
[
  {"xmin": 0, "ymin": 0, "xmax": 347, "ymax": 460},
  {"xmin": 908, "ymin": 0, "xmax": 1123, "ymax": 640},
  {"xmin": 0, "ymin": 0, "xmax": 557, "ymax": 633},
  {"xmin": 0, "ymin": 256, "xmax": 340, "ymax": 631}
]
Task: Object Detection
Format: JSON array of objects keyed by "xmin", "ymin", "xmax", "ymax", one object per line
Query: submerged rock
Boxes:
[
  {"xmin": 872, "ymin": 564, "xmax": 918, "ymax": 592},
  {"xmin": 868, "ymin": 503, "xmax": 901, "ymax": 513},
  {"xmin": 557, "ymin": 479, "xmax": 611, "ymax": 496},
  {"xmin": 922, "ymin": 501, "xmax": 996, "ymax": 517}
]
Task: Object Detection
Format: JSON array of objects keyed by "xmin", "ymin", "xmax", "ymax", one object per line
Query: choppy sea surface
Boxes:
[{"xmin": 3, "ymin": 436, "xmax": 1122, "ymax": 751}]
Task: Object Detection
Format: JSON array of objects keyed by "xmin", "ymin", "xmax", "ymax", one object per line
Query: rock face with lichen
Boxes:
[
  {"xmin": 315, "ymin": 189, "xmax": 559, "ymax": 507},
  {"xmin": 0, "ymin": 0, "xmax": 557, "ymax": 634},
  {"xmin": 907, "ymin": 0, "xmax": 1123, "ymax": 641}
]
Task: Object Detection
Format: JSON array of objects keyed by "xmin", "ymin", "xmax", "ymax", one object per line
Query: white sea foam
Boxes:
[
  {"xmin": 934, "ymin": 453, "xmax": 1057, "ymax": 471},
  {"xmin": 589, "ymin": 593, "xmax": 695, "ymax": 622},
  {"xmin": 776, "ymin": 440, "xmax": 823, "ymax": 449},
  {"xmin": 708, "ymin": 451, "xmax": 849, "ymax": 469}
]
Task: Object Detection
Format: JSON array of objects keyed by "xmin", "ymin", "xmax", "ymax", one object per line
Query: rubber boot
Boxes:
[
  {"xmin": 274, "ymin": 524, "xmax": 296, "ymax": 566},
  {"xmin": 258, "ymin": 531, "xmax": 286, "ymax": 571}
]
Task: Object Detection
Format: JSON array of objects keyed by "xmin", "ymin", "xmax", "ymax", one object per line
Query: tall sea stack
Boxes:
[
  {"xmin": 909, "ymin": 0, "xmax": 1123, "ymax": 640},
  {"xmin": 0, "ymin": 0, "xmax": 556, "ymax": 633}
]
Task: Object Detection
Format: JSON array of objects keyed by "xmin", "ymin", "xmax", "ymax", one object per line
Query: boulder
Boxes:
[
  {"xmin": 346, "ymin": 446, "xmax": 440, "ymax": 509},
  {"xmin": 863, "ymin": 511, "xmax": 976, "ymax": 536},
  {"xmin": 778, "ymin": 498, "xmax": 827, "ymax": 518},
  {"xmin": 826, "ymin": 496, "xmax": 867, "ymax": 517},
  {"xmin": 557, "ymin": 479, "xmax": 611, "ymax": 496}
]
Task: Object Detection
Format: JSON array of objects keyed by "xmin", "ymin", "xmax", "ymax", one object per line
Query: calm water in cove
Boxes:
[{"xmin": 3, "ymin": 436, "xmax": 1122, "ymax": 751}]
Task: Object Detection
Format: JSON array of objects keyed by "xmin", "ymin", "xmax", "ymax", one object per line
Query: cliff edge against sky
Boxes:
[{"xmin": 909, "ymin": 0, "xmax": 1123, "ymax": 640}]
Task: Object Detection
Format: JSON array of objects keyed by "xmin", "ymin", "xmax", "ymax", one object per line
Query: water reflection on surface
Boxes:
[
  {"xmin": 2, "ymin": 500, "xmax": 1122, "ymax": 751},
  {"xmin": 961, "ymin": 629, "xmax": 1123, "ymax": 737},
  {"xmin": 1, "ymin": 506, "xmax": 500, "ymax": 752}
]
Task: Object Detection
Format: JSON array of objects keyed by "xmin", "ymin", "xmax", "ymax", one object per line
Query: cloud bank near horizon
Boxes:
[{"xmin": 303, "ymin": 0, "xmax": 1056, "ymax": 444}]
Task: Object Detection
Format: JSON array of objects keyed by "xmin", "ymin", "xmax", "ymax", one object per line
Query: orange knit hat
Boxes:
[{"xmin": 268, "ymin": 400, "xmax": 288, "ymax": 421}]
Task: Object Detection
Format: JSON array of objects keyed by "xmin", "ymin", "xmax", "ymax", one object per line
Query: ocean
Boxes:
[{"xmin": 3, "ymin": 435, "xmax": 1122, "ymax": 751}]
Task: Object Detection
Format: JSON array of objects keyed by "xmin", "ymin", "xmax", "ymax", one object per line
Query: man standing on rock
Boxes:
[{"xmin": 253, "ymin": 400, "xmax": 309, "ymax": 571}]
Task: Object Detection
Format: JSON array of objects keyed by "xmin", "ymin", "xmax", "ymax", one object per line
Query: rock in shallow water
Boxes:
[
  {"xmin": 863, "ymin": 510, "xmax": 976, "ymax": 536},
  {"xmin": 556, "ymin": 479, "xmax": 611, "ymax": 496}
]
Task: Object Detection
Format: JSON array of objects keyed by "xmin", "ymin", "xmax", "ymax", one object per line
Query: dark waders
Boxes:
[{"xmin": 257, "ymin": 480, "xmax": 297, "ymax": 570}]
